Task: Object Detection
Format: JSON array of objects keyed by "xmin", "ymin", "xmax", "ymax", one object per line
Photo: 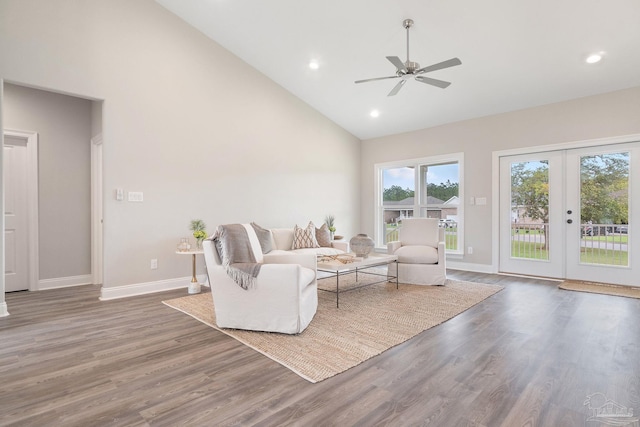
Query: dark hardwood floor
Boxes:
[{"xmin": 1, "ymin": 271, "xmax": 639, "ymax": 426}]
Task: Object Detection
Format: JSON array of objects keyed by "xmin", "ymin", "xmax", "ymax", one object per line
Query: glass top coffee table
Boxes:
[{"xmin": 316, "ymin": 253, "xmax": 398, "ymax": 308}]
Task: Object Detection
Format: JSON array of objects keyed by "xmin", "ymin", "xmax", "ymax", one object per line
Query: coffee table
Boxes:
[{"xmin": 317, "ymin": 253, "xmax": 398, "ymax": 308}]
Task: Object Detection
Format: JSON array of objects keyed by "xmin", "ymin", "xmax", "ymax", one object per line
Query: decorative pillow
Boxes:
[
  {"xmin": 250, "ymin": 222, "xmax": 273, "ymax": 254},
  {"xmin": 315, "ymin": 223, "xmax": 332, "ymax": 248},
  {"xmin": 292, "ymin": 222, "xmax": 320, "ymax": 249}
]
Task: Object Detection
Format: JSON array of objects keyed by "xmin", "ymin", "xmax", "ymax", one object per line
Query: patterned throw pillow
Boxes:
[
  {"xmin": 315, "ymin": 223, "xmax": 332, "ymax": 248},
  {"xmin": 292, "ymin": 222, "xmax": 320, "ymax": 249}
]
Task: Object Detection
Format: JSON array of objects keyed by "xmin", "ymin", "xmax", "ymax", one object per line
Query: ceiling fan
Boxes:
[{"xmin": 355, "ymin": 19, "xmax": 462, "ymax": 96}]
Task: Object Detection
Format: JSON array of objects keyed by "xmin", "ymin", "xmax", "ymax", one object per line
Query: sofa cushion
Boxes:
[
  {"xmin": 315, "ymin": 223, "xmax": 332, "ymax": 247},
  {"xmin": 395, "ymin": 245, "xmax": 439, "ymax": 264},
  {"xmin": 292, "ymin": 222, "xmax": 320, "ymax": 249},
  {"xmin": 250, "ymin": 222, "xmax": 273, "ymax": 254},
  {"xmin": 290, "ymin": 247, "xmax": 343, "ymax": 256},
  {"xmin": 264, "ymin": 249, "xmax": 291, "ymax": 256},
  {"xmin": 270, "ymin": 228, "xmax": 294, "ymax": 251}
]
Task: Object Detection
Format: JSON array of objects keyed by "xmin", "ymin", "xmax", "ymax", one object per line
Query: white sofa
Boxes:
[
  {"xmin": 269, "ymin": 228, "xmax": 349, "ymax": 255},
  {"xmin": 202, "ymin": 225, "xmax": 348, "ymax": 334}
]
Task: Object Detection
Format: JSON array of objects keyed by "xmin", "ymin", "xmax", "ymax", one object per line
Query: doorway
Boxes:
[
  {"xmin": 499, "ymin": 141, "xmax": 640, "ymax": 286},
  {"xmin": 3, "ymin": 83, "xmax": 103, "ymax": 296}
]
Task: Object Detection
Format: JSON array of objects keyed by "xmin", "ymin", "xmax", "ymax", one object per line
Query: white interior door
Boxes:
[
  {"xmin": 500, "ymin": 141, "xmax": 640, "ymax": 285},
  {"xmin": 3, "ymin": 137, "xmax": 29, "ymax": 292}
]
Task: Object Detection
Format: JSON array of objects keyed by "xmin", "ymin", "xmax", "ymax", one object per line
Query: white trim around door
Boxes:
[{"xmin": 91, "ymin": 134, "xmax": 104, "ymax": 285}]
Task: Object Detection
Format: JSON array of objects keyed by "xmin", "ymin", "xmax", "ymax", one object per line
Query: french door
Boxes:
[{"xmin": 499, "ymin": 142, "xmax": 640, "ymax": 286}]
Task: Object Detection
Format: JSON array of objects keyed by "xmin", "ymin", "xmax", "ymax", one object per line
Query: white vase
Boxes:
[{"xmin": 350, "ymin": 234, "xmax": 375, "ymax": 258}]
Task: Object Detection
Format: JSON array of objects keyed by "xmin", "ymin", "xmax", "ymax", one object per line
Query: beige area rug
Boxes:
[
  {"xmin": 163, "ymin": 277, "xmax": 503, "ymax": 383},
  {"xmin": 559, "ymin": 280, "xmax": 640, "ymax": 299}
]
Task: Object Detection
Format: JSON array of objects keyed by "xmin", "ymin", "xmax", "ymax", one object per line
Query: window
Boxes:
[{"xmin": 375, "ymin": 153, "xmax": 463, "ymax": 254}]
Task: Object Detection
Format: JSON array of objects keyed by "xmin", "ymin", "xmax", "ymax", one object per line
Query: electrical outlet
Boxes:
[
  {"xmin": 151, "ymin": 259, "xmax": 158, "ymax": 269},
  {"xmin": 467, "ymin": 246, "xmax": 473, "ymax": 254}
]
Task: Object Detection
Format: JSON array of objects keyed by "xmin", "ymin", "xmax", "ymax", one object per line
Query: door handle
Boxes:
[
  {"xmin": 567, "ymin": 210, "xmax": 572, "ymax": 214},
  {"xmin": 567, "ymin": 219, "xmax": 573, "ymax": 224}
]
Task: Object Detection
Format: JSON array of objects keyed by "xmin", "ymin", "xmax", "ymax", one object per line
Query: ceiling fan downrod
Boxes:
[
  {"xmin": 404, "ymin": 19, "xmax": 413, "ymax": 66},
  {"xmin": 402, "ymin": 19, "xmax": 420, "ymax": 74}
]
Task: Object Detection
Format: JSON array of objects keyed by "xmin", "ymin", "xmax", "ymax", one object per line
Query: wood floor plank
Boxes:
[{"xmin": 1, "ymin": 272, "xmax": 639, "ymax": 426}]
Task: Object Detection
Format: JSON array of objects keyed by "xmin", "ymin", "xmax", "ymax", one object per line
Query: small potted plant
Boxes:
[
  {"xmin": 325, "ymin": 215, "xmax": 336, "ymax": 240},
  {"xmin": 190, "ymin": 219, "xmax": 207, "ymax": 249}
]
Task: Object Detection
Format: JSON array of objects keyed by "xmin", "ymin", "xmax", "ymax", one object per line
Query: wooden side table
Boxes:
[{"xmin": 176, "ymin": 250, "xmax": 204, "ymax": 294}]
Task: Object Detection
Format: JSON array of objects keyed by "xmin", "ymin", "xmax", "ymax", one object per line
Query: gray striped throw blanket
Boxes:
[{"xmin": 214, "ymin": 224, "xmax": 262, "ymax": 290}]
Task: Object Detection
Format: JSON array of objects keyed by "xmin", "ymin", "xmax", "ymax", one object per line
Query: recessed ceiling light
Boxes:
[
  {"xmin": 586, "ymin": 53, "xmax": 604, "ymax": 64},
  {"xmin": 308, "ymin": 60, "xmax": 319, "ymax": 70},
  {"xmin": 370, "ymin": 110, "xmax": 380, "ymax": 118}
]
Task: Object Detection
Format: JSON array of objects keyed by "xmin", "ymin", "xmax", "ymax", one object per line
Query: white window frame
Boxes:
[{"xmin": 374, "ymin": 152, "xmax": 464, "ymax": 255}]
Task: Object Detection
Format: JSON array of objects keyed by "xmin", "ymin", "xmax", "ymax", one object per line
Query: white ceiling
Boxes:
[{"xmin": 155, "ymin": 0, "xmax": 640, "ymax": 140}]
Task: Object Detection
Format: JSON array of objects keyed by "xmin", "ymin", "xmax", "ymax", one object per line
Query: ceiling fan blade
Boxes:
[
  {"xmin": 386, "ymin": 56, "xmax": 407, "ymax": 73},
  {"xmin": 355, "ymin": 75, "xmax": 400, "ymax": 84},
  {"xmin": 387, "ymin": 79, "xmax": 407, "ymax": 96},
  {"xmin": 416, "ymin": 57, "xmax": 462, "ymax": 74},
  {"xmin": 415, "ymin": 75, "xmax": 451, "ymax": 89}
]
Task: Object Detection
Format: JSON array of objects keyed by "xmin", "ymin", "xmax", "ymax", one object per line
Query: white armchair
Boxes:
[
  {"xmin": 387, "ymin": 218, "xmax": 447, "ymax": 285},
  {"xmin": 203, "ymin": 236, "xmax": 318, "ymax": 334}
]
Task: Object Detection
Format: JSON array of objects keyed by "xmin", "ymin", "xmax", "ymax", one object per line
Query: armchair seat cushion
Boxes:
[{"xmin": 395, "ymin": 245, "xmax": 439, "ymax": 264}]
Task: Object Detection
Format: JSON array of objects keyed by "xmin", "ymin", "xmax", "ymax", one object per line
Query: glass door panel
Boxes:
[
  {"xmin": 579, "ymin": 152, "xmax": 629, "ymax": 266},
  {"xmin": 509, "ymin": 160, "xmax": 550, "ymax": 261}
]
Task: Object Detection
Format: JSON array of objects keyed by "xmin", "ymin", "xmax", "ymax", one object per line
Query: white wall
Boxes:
[
  {"xmin": 361, "ymin": 87, "xmax": 640, "ymax": 268},
  {"xmin": 4, "ymin": 83, "xmax": 92, "ymax": 281},
  {"xmin": 0, "ymin": 0, "xmax": 361, "ymax": 295}
]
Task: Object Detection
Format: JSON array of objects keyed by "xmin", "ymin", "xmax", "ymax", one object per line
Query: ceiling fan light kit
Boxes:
[{"xmin": 355, "ymin": 18, "xmax": 462, "ymax": 96}]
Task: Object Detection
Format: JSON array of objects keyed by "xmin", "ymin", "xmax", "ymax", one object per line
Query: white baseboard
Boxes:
[
  {"xmin": 447, "ymin": 261, "xmax": 496, "ymax": 274},
  {"xmin": 99, "ymin": 274, "xmax": 208, "ymax": 301},
  {"xmin": 0, "ymin": 302, "xmax": 9, "ymax": 317},
  {"xmin": 38, "ymin": 274, "xmax": 93, "ymax": 290}
]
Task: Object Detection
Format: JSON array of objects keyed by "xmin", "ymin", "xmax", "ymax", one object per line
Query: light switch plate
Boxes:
[{"xmin": 128, "ymin": 191, "xmax": 144, "ymax": 202}]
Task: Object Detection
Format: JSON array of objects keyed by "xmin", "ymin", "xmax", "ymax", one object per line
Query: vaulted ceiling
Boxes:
[{"xmin": 156, "ymin": 0, "xmax": 640, "ymax": 140}]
